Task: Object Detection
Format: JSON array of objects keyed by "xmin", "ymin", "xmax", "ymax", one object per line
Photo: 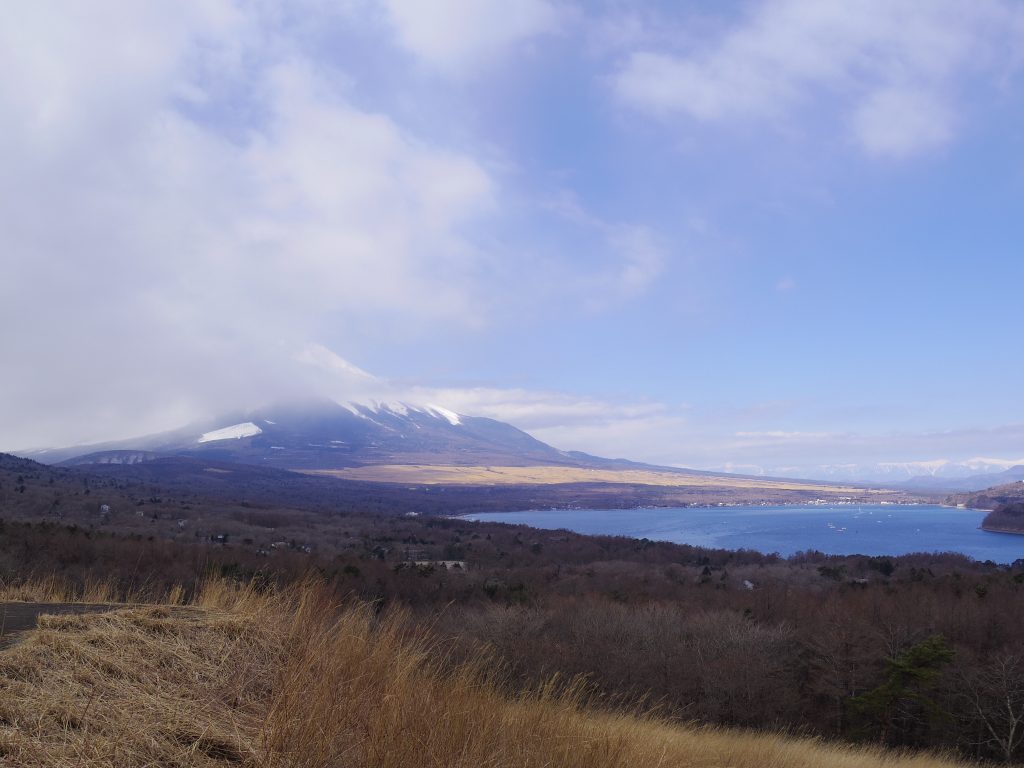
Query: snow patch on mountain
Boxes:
[
  {"xmin": 424, "ymin": 404, "xmax": 461, "ymax": 425},
  {"xmin": 198, "ymin": 422, "xmax": 263, "ymax": 443},
  {"xmin": 339, "ymin": 399, "xmax": 462, "ymax": 426},
  {"xmin": 371, "ymin": 401, "xmax": 410, "ymax": 416}
]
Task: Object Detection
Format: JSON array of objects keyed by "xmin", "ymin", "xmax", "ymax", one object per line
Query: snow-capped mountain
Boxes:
[
  {"xmin": 757, "ymin": 459, "xmax": 1024, "ymax": 490},
  {"xmin": 880, "ymin": 458, "xmax": 1024, "ymax": 480},
  {"xmin": 32, "ymin": 398, "xmax": 587, "ymax": 470}
]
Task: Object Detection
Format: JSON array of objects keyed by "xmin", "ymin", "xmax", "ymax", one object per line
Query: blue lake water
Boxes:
[{"xmin": 463, "ymin": 504, "xmax": 1024, "ymax": 563}]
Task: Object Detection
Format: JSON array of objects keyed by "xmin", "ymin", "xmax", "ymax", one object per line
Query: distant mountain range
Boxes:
[
  {"xmin": 24, "ymin": 399, "xmax": 646, "ymax": 472},
  {"xmin": 762, "ymin": 460, "xmax": 1024, "ymax": 491}
]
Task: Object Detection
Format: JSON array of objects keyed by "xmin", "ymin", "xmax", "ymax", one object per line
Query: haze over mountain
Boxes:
[{"xmin": 29, "ymin": 399, "xmax": 672, "ymax": 475}]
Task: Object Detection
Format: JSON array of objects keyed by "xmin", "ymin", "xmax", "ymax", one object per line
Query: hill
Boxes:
[
  {"xmin": 943, "ymin": 480, "xmax": 1024, "ymax": 534},
  {"xmin": 0, "ymin": 580, "xmax": 966, "ymax": 768},
  {"xmin": 947, "ymin": 481, "xmax": 1024, "ymax": 512}
]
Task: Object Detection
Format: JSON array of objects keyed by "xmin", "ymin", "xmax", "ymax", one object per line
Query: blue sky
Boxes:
[{"xmin": 2, "ymin": 1, "xmax": 1023, "ymax": 479}]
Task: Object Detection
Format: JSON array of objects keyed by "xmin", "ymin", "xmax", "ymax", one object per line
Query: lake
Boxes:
[{"xmin": 463, "ymin": 504, "xmax": 1024, "ymax": 563}]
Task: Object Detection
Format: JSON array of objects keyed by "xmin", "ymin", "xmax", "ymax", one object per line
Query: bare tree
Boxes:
[{"xmin": 958, "ymin": 652, "xmax": 1024, "ymax": 763}]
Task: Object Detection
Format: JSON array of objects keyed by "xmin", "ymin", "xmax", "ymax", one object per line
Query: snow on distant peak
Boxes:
[
  {"xmin": 962, "ymin": 456, "xmax": 1024, "ymax": 471},
  {"xmin": 877, "ymin": 459, "xmax": 950, "ymax": 477},
  {"xmin": 425, "ymin": 404, "xmax": 461, "ymax": 426},
  {"xmin": 198, "ymin": 422, "xmax": 262, "ymax": 443}
]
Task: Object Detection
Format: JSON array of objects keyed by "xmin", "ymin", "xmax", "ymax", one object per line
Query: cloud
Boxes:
[
  {"xmin": 545, "ymin": 192, "xmax": 667, "ymax": 308},
  {"xmin": 240, "ymin": 59, "xmax": 496, "ymax": 323},
  {"xmin": 696, "ymin": 422, "xmax": 1024, "ymax": 480},
  {"xmin": 606, "ymin": 225, "xmax": 665, "ymax": 298},
  {"xmin": 0, "ymin": 4, "xmax": 502, "ymax": 449},
  {"xmin": 297, "ymin": 343, "xmax": 670, "ymax": 435},
  {"xmin": 851, "ymin": 87, "xmax": 954, "ymax": 158},
  {"xmin": 611, "ymin": 0, "xmax": 1024, "ymax": 157},
  {"xmin": 295, "ymin": 344, "xmax": 379, "ymax": 386},
  {"xmin": 734, "ymin": 430, "xmax": 838, "ymax": 442},
  {"xmin": 412, "ymin": 387, "xmax": 668, "ymax": 431},
  {"xmin": 380, "ymin": 0, "xmax": 563, "ymax": 74},
  {"xmin": 0, "ymin": 1, "xmax": 672, "ymax": 452}
]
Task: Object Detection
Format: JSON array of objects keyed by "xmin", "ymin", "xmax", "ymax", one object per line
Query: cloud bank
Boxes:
[
  {"xmin": 612, "ymin": 0, "xmax": 1024, "ymax": 157},
  {"xmin": 0, "ymin": 1, "xmax": 646, "ymax": 450}
]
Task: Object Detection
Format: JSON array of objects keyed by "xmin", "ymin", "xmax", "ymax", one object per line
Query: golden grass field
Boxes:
[
  {"xmin": 0, "ymin": 579, "xmax": 965, "ymax": 768},
  {"xmin": 304, "ymin": 463, "xmax": 880, "ymax": 493}
]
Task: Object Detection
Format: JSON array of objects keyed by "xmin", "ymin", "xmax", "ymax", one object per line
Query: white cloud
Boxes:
[
  {"xmin": 291, "ymin": 345, "xmax": 696, "ymax": 463},
  {"xmin": 411, "ymin": 386, "xmax": 668, "ymax": 430},
  {"xmin": 695, "ymin": 424, "xmax": 1024, "ymax": 481},
  {"xmin": 546, "ymin": 192, "xmax": 667, "ymax": 308},
  {"xmin": 295, "ymin": 343, "xmax": 670, "ymax": 435},
  {"xmin": 851, "ymin": 87, "xmax": 954, "ymax": 158},
  {"xmin": 734, "ymin": 430, "xmax": 838, "ymax": 441},
  {"xmin": 612, "ymin": 0, "xmax": 1024, "ymax": 157},
  {"xmin": 239, "ymin": 59, "xmax": 496, "ymax": 323},
  {"xmin": 0, "ymin": 1, "xmax": 674, "ymax": 452},
  {"xmin": 295, "ymin": 344, "xmax": 378, "ymax": 385},
  {"xmin": 607, "ymin": 225, "xmax": 665, "ymax": 298},
  {"xmin": 0, "ymin": 3, "xmax": 502, "ymax": 449},
  {"xmin": 381, "ymin": 0, "xmax": 563, "ymax": 74}
]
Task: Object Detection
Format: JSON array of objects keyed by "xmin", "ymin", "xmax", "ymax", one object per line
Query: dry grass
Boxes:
[
  {"xmin": 0, "ymin": 576, "xmax": 123, "ymax": 605},
  {"xmin": 0, "ymin": 575, "xmax": 189, "ymax": 605},
  {"xmin": 304, "ymin": 463, "xmax": 880, "ymax": 494},
  {"xmin": 0, "ymin": 579, "xmax": 969, "ymax": 768}
]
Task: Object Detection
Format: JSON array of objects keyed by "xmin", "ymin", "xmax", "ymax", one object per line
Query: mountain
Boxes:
[
  {"xmin": 898, "ymin": 465, "xmax": 1024, "ymax": 493},
  {"xmin": 777, "ymin": 460, "xmax": 1024, "ymax": 489},
  {"xmin": 28, "ymin": 399, "xmax": 595, "ymax": 471},
  {"xmin": 20, "ymin": 400, "xmax": 920, "ymax": 510},
  {"xmin": 12, "ymin": 399, "xmax": 919, "ymax": 514}
]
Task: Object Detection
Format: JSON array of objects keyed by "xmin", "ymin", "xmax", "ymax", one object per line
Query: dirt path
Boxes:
[{"xmin": 0, "ymin": 603, "xmax": 123, "ymax": 649}]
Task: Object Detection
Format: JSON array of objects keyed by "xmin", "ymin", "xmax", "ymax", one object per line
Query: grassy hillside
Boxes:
[
  {"xmin": 0, "ymin": 580, "xmax": 965, "ymax": 768},
  {"xmin": 306, "ymin": 462, "xmax": 889, "ymax": 493},
  {"xmin": 2, "ymin": 452, "xmax": 915, "ymax": 525}
]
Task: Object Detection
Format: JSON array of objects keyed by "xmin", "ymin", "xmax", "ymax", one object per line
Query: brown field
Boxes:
[
  {"xmin": 0, "ymin": 580, "xmax": 964, "ymax": 768},
  {"xmin": 305, "ymin": 463, "xmax": 880, "ymax": 493}
]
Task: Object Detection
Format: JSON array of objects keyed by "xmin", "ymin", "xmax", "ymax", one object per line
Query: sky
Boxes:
[{"xmin": 2, "ymin": 0, "xmax": 1024, "ymax": 481}]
